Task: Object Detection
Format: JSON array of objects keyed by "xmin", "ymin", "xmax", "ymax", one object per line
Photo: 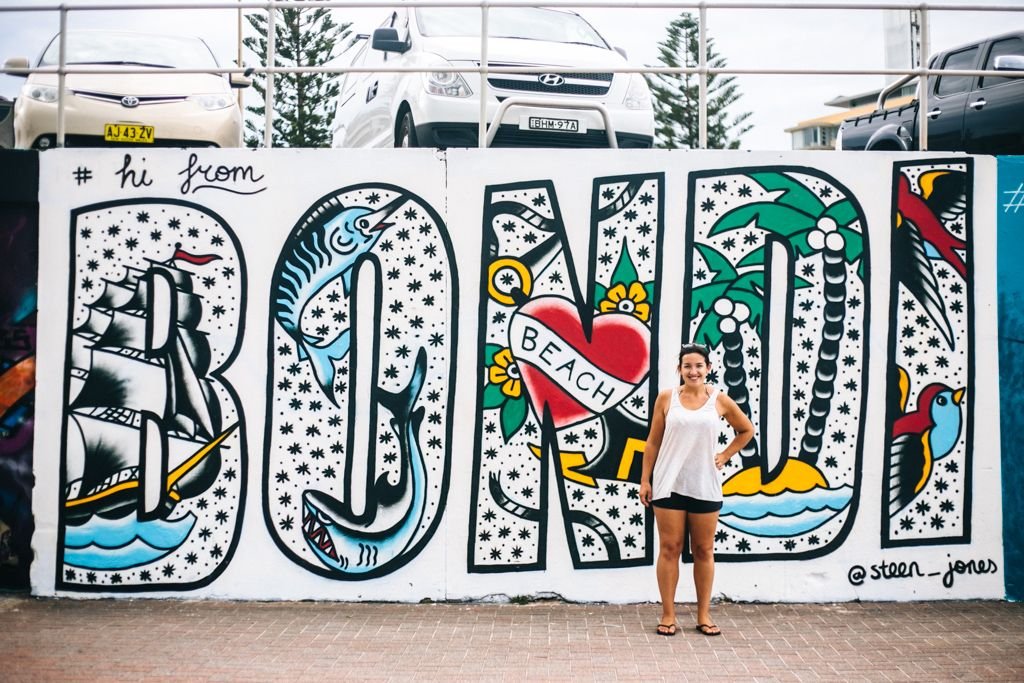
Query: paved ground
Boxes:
[{"xmin": 3, "ymin": 595, "xmax": 1022, "ymax": 681}]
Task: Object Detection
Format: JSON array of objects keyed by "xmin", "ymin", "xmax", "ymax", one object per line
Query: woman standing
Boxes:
[{"xmin": 639, "ymin": 344, "xmax": 754, "ymax": 637}]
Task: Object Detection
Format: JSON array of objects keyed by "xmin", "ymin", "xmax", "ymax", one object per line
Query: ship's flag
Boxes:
[{"xmin": 172, "ymin": 243, "xmax": 221, "ymax": 265}]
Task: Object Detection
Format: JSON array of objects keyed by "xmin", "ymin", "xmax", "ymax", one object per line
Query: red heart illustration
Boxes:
[{"xmin": 509, "ymin": 296, "xmax": 650, "ymax": 430}]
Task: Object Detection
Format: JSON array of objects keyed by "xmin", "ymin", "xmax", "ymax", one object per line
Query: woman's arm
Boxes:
[
  {"xmin": 714, "ymin": 392, "xmax": 755, "ymax": 470},
  {"xmin": 639, "ymin": 390, "xmax": 671, "ymax": 506}
]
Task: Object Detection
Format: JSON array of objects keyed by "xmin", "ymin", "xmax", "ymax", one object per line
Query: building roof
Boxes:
[{"xmin": 785, "ymin": 95, "xmax": 915, "ymax": 132}]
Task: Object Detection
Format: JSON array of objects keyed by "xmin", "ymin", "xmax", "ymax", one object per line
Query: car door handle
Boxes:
[
  {"xmin": 366, "ymin": 81, "xmax": 378, "ymax": 103},
  {"xmin": 968, "ymin": 98, "xmax": 987, "ymax": 110},
  {"xmin": 927, "ymin": 108, "xmax": 942, "ymax": 119}
]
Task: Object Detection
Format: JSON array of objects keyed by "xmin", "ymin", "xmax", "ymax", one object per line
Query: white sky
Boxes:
[{"xmin": 1, "ymin": 0, "xmax": 1022, "ymax": 149}]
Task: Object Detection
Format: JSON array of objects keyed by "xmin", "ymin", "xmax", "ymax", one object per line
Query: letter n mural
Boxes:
[
  {"xmin": 684, "ymin": 168, "xmax": 869, "ymax": 560},
  {"xmin": 469, "ymin": 174, "xmax": 663, "ymax": 572},
  {"xmin": 882, "ymin": 160, "xmax": 974, "ymax": 547}
]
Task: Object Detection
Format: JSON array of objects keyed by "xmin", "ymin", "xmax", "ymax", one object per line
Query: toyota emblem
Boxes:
[
  {"xmin": 121, "ymin": 96, "xmax": 140, "ymax": 108},
  {"xmin": 538, "ymin": 74, "xmax": 564, "ymax": 87}
]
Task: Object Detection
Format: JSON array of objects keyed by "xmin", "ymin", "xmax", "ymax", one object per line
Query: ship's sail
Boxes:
[{"xmin": 64, "ymin": 256, "xmax": 227, "ymax": 523}]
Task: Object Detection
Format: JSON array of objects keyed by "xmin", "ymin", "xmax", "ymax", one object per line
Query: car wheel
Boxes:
[{"xmin": 396, "ymin": 112, "xmax": 418, "ymax": 148}]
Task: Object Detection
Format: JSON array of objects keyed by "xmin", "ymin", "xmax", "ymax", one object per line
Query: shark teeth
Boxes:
[{"xmin": 302, "ymin": 508, "xmax": 338, "ymax": 560}]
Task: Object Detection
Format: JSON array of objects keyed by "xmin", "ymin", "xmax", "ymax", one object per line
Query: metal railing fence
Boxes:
[{"xmin": 2, "ymin": 1, "xmax": 1023, "ymax": 150}]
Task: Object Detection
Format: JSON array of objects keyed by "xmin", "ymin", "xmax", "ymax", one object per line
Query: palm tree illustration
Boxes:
[
  {"xmin": 707, "ymin": 171, "xmax": 865, "ymax": 468},
  {"xmin": 691, "ymin": 242, "xmax": 811, "ymax": 471}
]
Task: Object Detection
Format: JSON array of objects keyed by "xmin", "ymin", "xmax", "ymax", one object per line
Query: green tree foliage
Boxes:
[
  {"xmin": 244, "ymin": 2, "xmax": 350, "ymax": 147},
  {"xmin": 647, "ymin": 13, "xmax": 752, "ymax": 149}
]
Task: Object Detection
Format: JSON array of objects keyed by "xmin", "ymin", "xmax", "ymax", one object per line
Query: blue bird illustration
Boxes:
[
  {"xmin": 273, "ymin": 194, "xmax": 406, "ymax": 403},
  {"xmin": 888, "ymin": 367, "xmax": 965, "ymax": 516}
]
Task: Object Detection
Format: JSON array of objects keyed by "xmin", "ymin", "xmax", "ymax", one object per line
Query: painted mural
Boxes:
[
  {"xmin": 997, "ymin": 155, "xmax": 1024, "ymax": 601},
  {"xmin": 57, "ymin": 199, "xmax": 246, "ymax": 591},
  {"xmin": 469, "ymin": 175, "xmax": 662, "ymax": 572},
  {"xmin": 24, "ymin": 149, "xmax": 1006, "ymax": 602},
  {"xmin": 883, "ymin": 160, "xmax": 973, "ymax": 548},
  {"xmin": 683, "ymin": 168, "xmax": 868, "ymax": 560},
  {"xmin": 264, "ymin": 185, "xmax": 456, "ymax": 579},
  {"xmin": 0, "ymin": 153, "xmax": 38, "ymax": 589}
]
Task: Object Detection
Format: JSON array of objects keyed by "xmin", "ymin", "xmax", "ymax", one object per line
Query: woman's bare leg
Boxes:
[
  {"xmin": 687, "ymin": 510, "xmax": 720, "ymax": 630},
  {"xmin": 654, "ymin": 507, "xmax": 687, "ymax": 627}
]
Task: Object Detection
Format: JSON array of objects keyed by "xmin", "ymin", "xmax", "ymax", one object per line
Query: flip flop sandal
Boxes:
[
  {"xmin": 655, "ymin": 623, "xmax": 678, "ymax": 637},
  {"xmin": 695, "ymin": 623, "xmax": 722, "ymax": 636}
]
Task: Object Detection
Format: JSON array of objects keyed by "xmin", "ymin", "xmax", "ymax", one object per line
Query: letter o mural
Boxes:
[{"xmin": 264, "ymin": 184, "xmax": 457, "ymax": 579}]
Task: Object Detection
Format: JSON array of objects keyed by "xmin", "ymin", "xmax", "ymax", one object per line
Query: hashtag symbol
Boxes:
[
  {"xmin": 1004, "ymin": 182, "xmax": 1024, "ymax": 214},
  {"xmin": 73, "ymin": 166, "xmax": 92, "ymax": 185}
]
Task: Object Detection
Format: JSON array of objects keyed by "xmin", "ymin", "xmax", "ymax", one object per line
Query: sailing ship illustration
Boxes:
[{"xmin": 63, "ymin": 249, "xmax": 237, "ymax": 527}]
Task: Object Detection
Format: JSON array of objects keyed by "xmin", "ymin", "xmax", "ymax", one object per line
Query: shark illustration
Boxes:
[{"xmin": 300, "ymin": 348, "xmax": 428, "ymax": 576}]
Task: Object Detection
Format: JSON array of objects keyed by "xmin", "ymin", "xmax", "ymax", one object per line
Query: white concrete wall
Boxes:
[{"xmin": 31, "ymin": 149, "xmax": 1003, "ymax": 601}]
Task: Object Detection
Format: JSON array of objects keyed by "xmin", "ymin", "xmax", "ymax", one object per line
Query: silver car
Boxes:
[{"xmin": 5, "ymin": 30, "xmax": 249, "ymax": 149}]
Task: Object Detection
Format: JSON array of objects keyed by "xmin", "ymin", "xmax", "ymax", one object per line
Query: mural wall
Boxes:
[
  {"xmin": 0, "ymin": 152, "xmax": 38, "ymax": 590},
  {"xmin": 28, "ymin": 149, "xmax": 1004, "ymax": 601},
  {"xmin": 997, "ymin": 156, "xmax": 1024, "ymax": 602}
]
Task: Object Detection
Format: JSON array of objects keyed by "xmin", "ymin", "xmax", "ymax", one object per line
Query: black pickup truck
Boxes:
[{"xmin": 838, "ymin": 32, "xmax": 1024, "ymax": 154}]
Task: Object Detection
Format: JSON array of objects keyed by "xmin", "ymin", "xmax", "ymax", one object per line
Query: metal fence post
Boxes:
[
  {"xmin": 918, "ymin": 5, "xmax": 929, "ymax": 151},
  {"xmin": 479, "ymin": 2, "xmax": 489, "ymax": 148},
  {"xmin": 698, "ymin": 2, "xmax": 708, "ymax": 149},
  {"xmin": 56, "ymin": 5, "xmax": 68, "ymax": 148},
  {"xmin": 265, "ymin": 0, "xmax": 276, "ymax": 149}
]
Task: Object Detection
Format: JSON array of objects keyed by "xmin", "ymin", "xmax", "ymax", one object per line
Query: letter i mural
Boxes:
[
  {"xmin": 882, "ymin": 160, "xmax": 974, "ymax": 547},
  {"xmin": 469, "ymin": 174, "xmax": 663, "ymax": 572},
  {"xmin": 684, "ymin": 168, "xmax": 869, "ymax": 560},
  {"xmin": 58, "ymin": 200, "xmax": 246, "ymax": 591}
]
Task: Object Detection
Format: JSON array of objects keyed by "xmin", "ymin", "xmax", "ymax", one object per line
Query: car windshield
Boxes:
[
  {"xmin": 39, "ymin": 32, "xmax": 218, "ymax": 68},
  {"xmin": 415, "ymin": 8, "xmax": 607, "ymax": 48}
]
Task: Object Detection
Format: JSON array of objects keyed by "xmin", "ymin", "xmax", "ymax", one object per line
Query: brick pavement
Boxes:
[{"xmin": 4, "ymin": 595, "xmax": 1023, "ymax": 681}]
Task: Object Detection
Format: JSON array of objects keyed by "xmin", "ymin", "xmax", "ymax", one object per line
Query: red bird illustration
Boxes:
[
  {"xmin": 893, "ymin": 170, "xmax": 968, "ymax": 349},
  {"xmin": 897, "ymin": 172, "xmax": 967, "ymax": 278},
  {"xmin": 888, "ymin": 367, "xmax": 965, "ymax": 516}
]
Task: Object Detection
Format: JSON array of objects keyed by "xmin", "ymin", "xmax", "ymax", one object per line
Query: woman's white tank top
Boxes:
[{"xmin": 651, "ymin": 388, "xmax": 723, "ymax": 502}]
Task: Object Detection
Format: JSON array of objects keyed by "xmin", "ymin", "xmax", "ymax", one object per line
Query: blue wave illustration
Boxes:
[
  {"xmin": 719, "ymin": 486, "xmax": 854, "ymax": 537},
  {"xmin": 723, "ymin": 486, "xmax": 854, "ymax": 518},
  {"xmin": 65, "ymin": 537, "xmax": 177, "ymax": 569},
  {"xmin": 64, "ymin": 513, "xmax": 196, "ymax": 570}
]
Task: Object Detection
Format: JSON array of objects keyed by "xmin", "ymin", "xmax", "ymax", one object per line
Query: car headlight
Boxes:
[
  {"xmin": 24, "ymin": 83, "xmax": 58, "ymax": 103},
  {"xmin": 423, "ymin": 70, "xmax": 472, "ymax": 98},
  {"xmin": 624, "ymin": 74, "xmax": 652, "ymax": 111},
  {"xmin": 194, "ymin": 93, "xmax": 235, "ymax": 111}
]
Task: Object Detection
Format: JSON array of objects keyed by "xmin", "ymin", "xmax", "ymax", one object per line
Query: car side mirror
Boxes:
[
  {"xmin": 229, "ymin": 72, "xmax": 252, "ymax": 89},
  {"xmin": 3, "ymin": 57, "xmax": 30, "ymax": 76},
  {"xmin": 372, "ymin": 28, "xmax": 409, "ymax": 54},
  {"xmin": 994, "ymin": 54, "xmax": 1024, "ymax": 73},
  {"xmin": 614, "ymin": 47, "xmax": 628, "ymax": 60}
]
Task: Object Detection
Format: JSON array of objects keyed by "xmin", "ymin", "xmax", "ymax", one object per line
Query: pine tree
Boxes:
[
  {"xmin": 647, "ymin": 13, "xmax": 752, "ymax": 149},
  {"xmin": 244, "ymin": 2, "xmax": 350, "ymax": 147}
]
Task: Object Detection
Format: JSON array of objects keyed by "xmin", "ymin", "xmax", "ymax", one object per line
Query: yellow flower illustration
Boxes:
[
  {"xmin": 488, "ymin": 347, "xmax": 522, "ymax": 398},
  {"xmin": 599, "ymin": 281, "xmax": 650, "ymax": 321}
]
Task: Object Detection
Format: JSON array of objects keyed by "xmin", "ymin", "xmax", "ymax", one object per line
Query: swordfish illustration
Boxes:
[
  {"xmin": 301, "ymin": 349, "xmax": 428, "ymax": 575},
  {"xmin": 273, "ymin": 193, "xmax": 406, "ymax": 404}
]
